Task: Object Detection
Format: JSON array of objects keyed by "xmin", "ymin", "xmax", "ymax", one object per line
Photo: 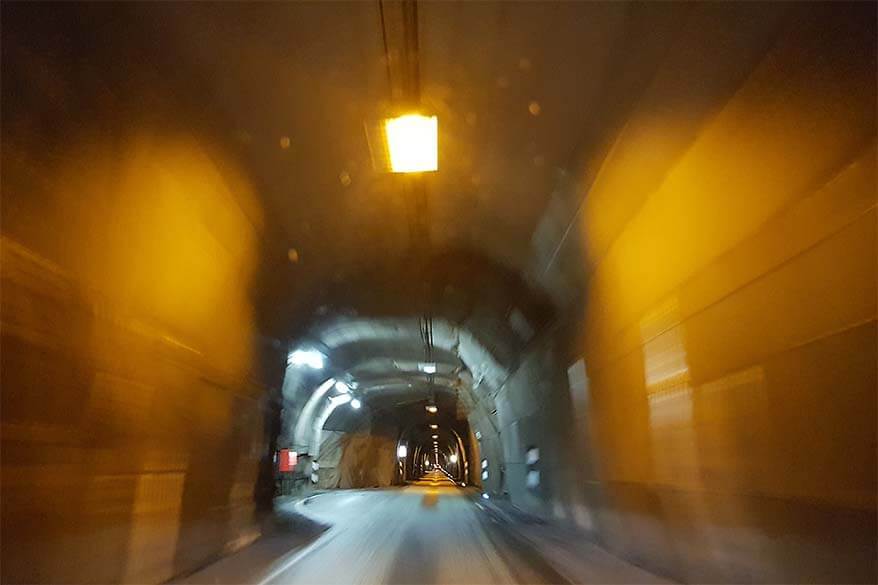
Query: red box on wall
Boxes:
[{"xmin": 278, "ymin": 449, "xmax": 297, "ymax": 472}]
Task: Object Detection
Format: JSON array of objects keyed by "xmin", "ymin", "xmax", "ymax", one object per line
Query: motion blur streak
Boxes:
[
  {"xmin": 1, "ymin": 18, "xmax": 271, "ymax": 578},
  {"xmin": 1, "ymin": 2, "xmax": 876, "ymax": 584},
  {"xmin": 1, "ymin": 133, "xmax": 269, "ymax": 582}
]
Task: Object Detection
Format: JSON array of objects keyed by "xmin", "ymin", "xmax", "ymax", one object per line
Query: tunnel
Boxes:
[{"xmin": 1, "ymin": 2, "xmax": 875, "ymax": 584}]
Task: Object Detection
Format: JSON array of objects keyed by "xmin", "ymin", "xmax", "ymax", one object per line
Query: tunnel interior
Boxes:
[
  {"xmin": 277, "ymin": 249, "xmax": 553, "ymax": 492},
  {"xmin": 1, "ymin": 2, "xmax": 876, "ymax": 584}
]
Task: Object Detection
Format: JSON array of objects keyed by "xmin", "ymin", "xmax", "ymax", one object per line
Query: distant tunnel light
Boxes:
[
  {"xmin": 425, "ymin": 405, "xmax": 438, "ymax": 414},
  {"xmin": 288, "ymin": 349, "xmax": 325, "ymax": 369},
  {"xmin": 397, "ymin": 445, "xmax": 408, "ymax": 459},
  {"xmin": 431, "ymin": 434, "xmax": 439, "ymax": 439},
  {"xmin": 419, "ymin": 362, "xmax": 437, "ymax": 374},
  {"xmin": 449, "ymin": 454, "xmax": 458, "ymax": 463},
  {"xmin": 330, "ymin": 393, "xmax": 352, "ymax": 406},
  {"xmin": 350, "ymin": 398, "xmax": 362, "ymax": 409},
  {"xmin": 385, "ymin": 114, "xmax": 438, "ymax": 173}
]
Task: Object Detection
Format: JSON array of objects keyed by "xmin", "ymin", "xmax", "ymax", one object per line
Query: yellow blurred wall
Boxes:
[
  {"xmin": 1, "ymin": 128, "xmax": 271, "ymax": 583},
  {"xmin": 567, "ymin": 6, "xmax": 876, "ymax": 582}
]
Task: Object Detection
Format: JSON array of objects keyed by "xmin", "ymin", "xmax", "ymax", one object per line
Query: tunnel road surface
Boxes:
[
  {"xmin": 250, "ymin": 470, "xmax": 669, "ymax": 585},
  {"xmin": 265, "ymin": 471, "xmax": 566, "ymax": 585}
]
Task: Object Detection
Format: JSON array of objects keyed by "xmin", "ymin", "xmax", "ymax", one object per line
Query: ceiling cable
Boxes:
[{"xmin": 380, "ymin": 0, "xmax": 435, "ymax": 408}]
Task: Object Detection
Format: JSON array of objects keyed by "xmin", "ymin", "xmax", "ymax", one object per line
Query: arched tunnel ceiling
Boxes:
[
  {"xmin": 8, "ymin": 1, "xmax": 868, "ymax": 331},
  {"xmin": 1, "ymin": 0, "xmax": 694, "ymax": 323},
  {"xmin": 142, "ymin": 0, "xmax": 639, "ymax": 289},
  {"xmin": 287, "ymin": 316, "xmax": 512, "ymax": 451},
  {"xmin": 2, "ymin": 1, "xmax": 802, "ymax": 326},
  {"xmin": 9, "ymin": 0, "xmax": 868, "ymax": 461},
  {"xmin": 281, "ymin": 247, "xmax": 554, "ymax": 443},
  {"xmin": 280, "ymin": 247, "xmax": 553, "ymax": 452}
]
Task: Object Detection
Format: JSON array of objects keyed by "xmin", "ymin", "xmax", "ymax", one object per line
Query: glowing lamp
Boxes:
[
  {"xmin": 330, "ymin": 394, "xmax": 351, "ymax": 406},
  {"xmin": 419, "ymin": 362, "xmax": 437, "ymax": 374},
  {"xmin": 288, "ymin": 349, "xmax": 324, "ymax": 369},
  {"xmin": 385, "ymin": 115, "xmax": 438, "ymax": 173}
]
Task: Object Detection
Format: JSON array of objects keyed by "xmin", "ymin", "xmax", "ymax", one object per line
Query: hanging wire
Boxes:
[
  {"xmin": 380, "ymin": 0, "xmax": 434, "ymax": 405},
  {"xmin": 376, "ymin": 0, "xmax": 394, "ymax": 98}
]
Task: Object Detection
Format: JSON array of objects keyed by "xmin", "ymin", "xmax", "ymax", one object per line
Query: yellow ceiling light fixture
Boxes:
[{"xmin": 385, "ymin": 114, "xmax": 438, "ymax": 173}]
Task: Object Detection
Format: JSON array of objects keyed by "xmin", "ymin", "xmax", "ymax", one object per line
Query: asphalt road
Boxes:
[
  {"xmin": 179, "ymin": 471, "xmax": 670, "ymax": 585},
  {"xmin": 263, "ymin": 471, "xmax": 569, "ymax": 585}
]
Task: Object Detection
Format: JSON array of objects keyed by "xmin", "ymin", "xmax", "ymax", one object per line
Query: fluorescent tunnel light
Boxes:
[{"xmin": 288, "ymin": 349, "xmax": 325, "ymax": 369}]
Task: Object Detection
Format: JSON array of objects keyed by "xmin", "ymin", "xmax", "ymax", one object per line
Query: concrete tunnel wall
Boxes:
[
  {"xmin": 0, "ymin": 33, "xmax": 285, "ymax": 582},
  {"xmin": 468, "ymin": 5, "xmax": 877, "ymax": 583}
]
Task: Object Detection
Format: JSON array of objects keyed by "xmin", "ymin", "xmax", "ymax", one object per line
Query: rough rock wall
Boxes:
[{"xmin": 337, "ymin": 433, "xmax": 398, "ymax": 488}]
